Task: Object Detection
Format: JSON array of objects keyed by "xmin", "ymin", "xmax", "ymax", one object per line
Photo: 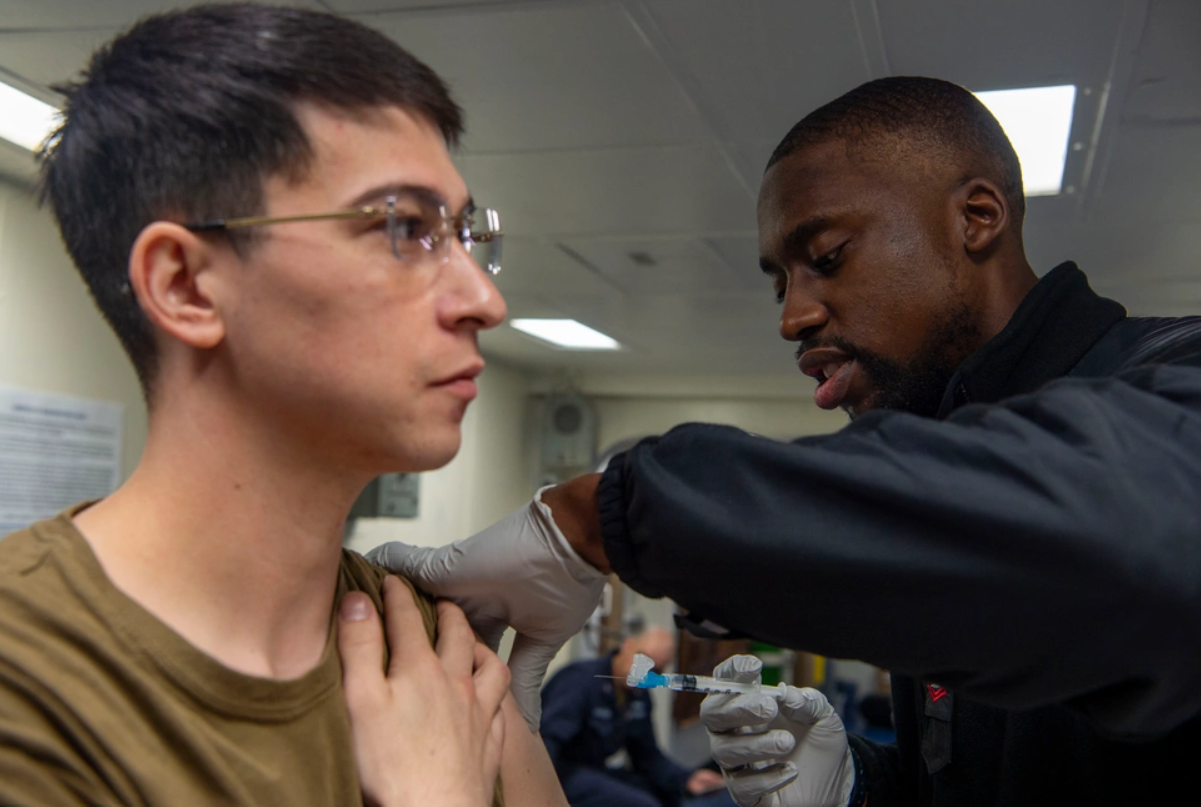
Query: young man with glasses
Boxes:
[{"xmin": 0, "ymin": 5, "xmax": 564, "ymax": 806}]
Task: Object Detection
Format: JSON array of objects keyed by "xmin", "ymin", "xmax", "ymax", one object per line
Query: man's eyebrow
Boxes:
[
  {"xmin": 780, "ymin": 215, "xmax": 832, "ymax": 256},
  {"xmin": 345, "ymin": 183, "xmax": 468, "ymax": 212},
  {"xmin": 760, "ymin": 214, "xmax": 832, "ymax": 274}
]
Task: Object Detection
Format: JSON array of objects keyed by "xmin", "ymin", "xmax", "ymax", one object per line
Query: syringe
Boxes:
[{"xmin": 600, "ymin": 652, "xmax": 788, "ymax": 699}]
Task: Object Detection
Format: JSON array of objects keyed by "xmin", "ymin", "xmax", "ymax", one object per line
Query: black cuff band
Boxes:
[{"xmin": 846, "ymin": 745, "xmax": 867, "ymax": 807}]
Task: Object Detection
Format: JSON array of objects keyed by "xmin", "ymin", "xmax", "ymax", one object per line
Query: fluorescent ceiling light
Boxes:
[
  {"xmin": 0, "ymin": 79, "xmax": 59, "ymax": 152},
  {"xmin": 510, "ymin": 318, "xmax": 620, "ymax": 350},
  {"xmin": 973, "ymin": 85, "xmax": 1076, "ymax": 196}
]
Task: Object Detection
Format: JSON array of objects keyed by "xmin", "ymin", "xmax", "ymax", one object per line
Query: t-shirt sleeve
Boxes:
[{"xmin": 341, "ymin": 549, "xmax": 439, "ymax": 644}]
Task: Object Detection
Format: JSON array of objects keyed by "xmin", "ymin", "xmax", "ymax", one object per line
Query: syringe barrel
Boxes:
[{"xmin": 666, "ymin": 674, "xmax": 770, "ymax": 696}]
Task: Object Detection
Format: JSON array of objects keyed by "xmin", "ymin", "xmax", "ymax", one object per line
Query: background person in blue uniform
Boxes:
[{"xmin": 541, "ymin": 627, "xmax": 733, "ymax": 807}]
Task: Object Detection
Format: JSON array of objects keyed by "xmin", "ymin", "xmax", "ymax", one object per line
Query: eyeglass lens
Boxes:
[{"xmin": 384, "ymin": 194, "xmax": 501, "ymax": 275}]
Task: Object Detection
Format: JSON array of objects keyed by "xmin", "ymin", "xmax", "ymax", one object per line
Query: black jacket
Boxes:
[{"xmin": 596, "ymin": 263, "xmax": 1201, "ymax": 806}]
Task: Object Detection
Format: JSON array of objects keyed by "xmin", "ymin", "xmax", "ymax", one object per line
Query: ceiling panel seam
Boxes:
[
  {"xmin": 556, "ymin": 244, "xmax": 630, "ymax": 296},
  {"xmin": 849, "ymin": 0, "xmax": 892, "ymax": 79},
  {"xmin": 618, "ymin": 0, "xmax": 758, "ymax": 202},
  {"xmin": 1077, "ymin": 0, "xmax": 1152, "ymax": 218}
]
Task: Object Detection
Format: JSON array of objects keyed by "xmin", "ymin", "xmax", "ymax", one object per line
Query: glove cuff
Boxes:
[{"xmin": 844, "ymin": 746, "xmax": 867, "ymax": 807}]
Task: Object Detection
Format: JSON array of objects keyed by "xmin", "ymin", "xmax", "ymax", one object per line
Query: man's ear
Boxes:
[
  {"xmin": 958, "ymin": 178, "xmax": 1010, "ymax": 256},
  {"xmin": 128, "ymin": 222, "xmax": 226, "ymax": 350}
]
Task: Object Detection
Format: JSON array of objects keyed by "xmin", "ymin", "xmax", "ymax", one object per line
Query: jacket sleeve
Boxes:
[{"xmin": 597, "ymin": 363, "xmax": 1201, "ymax": 738}]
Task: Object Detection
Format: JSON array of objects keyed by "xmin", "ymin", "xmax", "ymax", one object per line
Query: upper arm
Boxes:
[{"xmin": 497, "ymin": 691, "xmax": 568, "ymax": 807}]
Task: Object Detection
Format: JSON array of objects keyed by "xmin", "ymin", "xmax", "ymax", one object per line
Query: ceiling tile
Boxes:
[
  {"xmin": 487, "ymin": 237, "xmax": 621, "ymax": 296},
  {"xmin": 1091, "ymin": 123, "xmax": 1201, "ymax": 224},
  {"xmin": 555, "ymin": 237, "xmax": 746, "ymax": 294},
  {"xmin": 706, "ymin": 234, "xmax": 764, "ymax": 280},
  {"xmin": 644, "ymin": 0, "xmax": 868, "ymax": 142},
  {"xmin": 362, "ymin": 3, "xmax": 713, "ymax": 152},
  {"xmin": 455, "ymin": 144, "xmax": 757, "ymax": 238},
  {"xmin": 1122, "ymin": 0, "xmax": 1201, "ymax": 123},
  {"xmin": 880, "ymin": 0, "xmax": 1126, "ymax": 91}
]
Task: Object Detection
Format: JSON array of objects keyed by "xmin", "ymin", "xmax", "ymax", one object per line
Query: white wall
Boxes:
[
  {"xmin": 595, "ymin": 394, "xmax": 846, "ymax": 451},
  {"xmin": 0, "ymin": 180, "xmax": 148, "ymax": 480}
]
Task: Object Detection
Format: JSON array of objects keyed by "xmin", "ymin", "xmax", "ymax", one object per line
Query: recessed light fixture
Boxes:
[
  {"xmin": 510, "ymin": 318, "xmax": 620, "ymax": 350},
  {"xmin": 974, "ymin": 84, "xmax": 1076, "ymax": 196},
  {"xmin": 0, "ymin": 78, "xmax": 59, "ymax": 152}
]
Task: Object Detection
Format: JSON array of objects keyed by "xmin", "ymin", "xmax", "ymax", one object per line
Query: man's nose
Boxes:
[
  {"xmin": 778, "ymin": 286, "xmax": 827, "ymax": 342},
  {"xmin": 439, "ymin": 241, "xmax": 507, "ymax": 331}
]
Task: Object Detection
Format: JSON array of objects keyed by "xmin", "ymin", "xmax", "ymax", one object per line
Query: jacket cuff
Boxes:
[{"xmin": 597, "ymin": 451, "xmax": 664, "ymax": 599}]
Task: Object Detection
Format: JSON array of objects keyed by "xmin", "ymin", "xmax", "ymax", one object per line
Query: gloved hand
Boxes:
[
  {"xmin": 701, "ymin": 655, "xmax": 856, "ymax": 807},
  {"xmin": 366, "ymin": 487, "xmax": 608, "ymax": 733}
]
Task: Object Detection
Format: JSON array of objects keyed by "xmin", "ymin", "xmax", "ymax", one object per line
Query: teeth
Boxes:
[{"xmin": 824, "ymin": 362, "xmax": 846, "ymax": 378}]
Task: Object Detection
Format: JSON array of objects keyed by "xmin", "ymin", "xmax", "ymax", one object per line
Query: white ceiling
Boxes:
[{"xmin": 0, "ymin": 0, "xmax": 1198, "ymax": 380}]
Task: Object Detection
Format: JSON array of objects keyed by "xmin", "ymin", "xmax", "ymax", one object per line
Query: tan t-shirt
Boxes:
[{"xmin": 0, "ymin": 506, "xmax": 503, "ymax": 807}]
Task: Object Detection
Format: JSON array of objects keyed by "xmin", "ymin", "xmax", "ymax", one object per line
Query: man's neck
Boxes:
[{"xmin": 74, "ymin": 394, "xmax": 370, "ymax": 681}]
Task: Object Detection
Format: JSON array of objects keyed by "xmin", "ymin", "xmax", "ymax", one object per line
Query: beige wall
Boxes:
[
  {"xmin": 0, "ymin": 180, "xmax": 148, "ymax": 480},
  {"xmin": 595, "ymin": 394, "xmax": 846, "ymax": 453}
]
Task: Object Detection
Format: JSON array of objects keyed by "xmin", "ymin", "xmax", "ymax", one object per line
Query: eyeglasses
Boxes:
[{"xmin": 184, "ymin": 193, "xmax": 503, "ymax": 275}]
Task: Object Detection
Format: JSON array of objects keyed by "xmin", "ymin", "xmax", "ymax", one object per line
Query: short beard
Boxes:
[{"xmin": 815, "ymin": 301, "xmax": 982, "ymax": 419}]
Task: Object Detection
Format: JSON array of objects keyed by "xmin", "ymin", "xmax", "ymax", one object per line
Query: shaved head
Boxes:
[{"xmin": 767, "ymin": 76, "xmax": 1025, "ymax": 233}]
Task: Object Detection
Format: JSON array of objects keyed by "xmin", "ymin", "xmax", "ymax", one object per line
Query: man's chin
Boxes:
[{"xmin": 843, "ymin": 392, "xmax": 879, "ymax": 420}]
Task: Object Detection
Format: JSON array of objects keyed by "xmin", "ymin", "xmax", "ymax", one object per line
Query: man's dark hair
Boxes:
[
  {"xmin": 766, "ymin": 76, "xmax": 1025, "ymax": 227},
  {"xmin": 38, "ymin": 3, "xmax": 463, "ymax": 396}
]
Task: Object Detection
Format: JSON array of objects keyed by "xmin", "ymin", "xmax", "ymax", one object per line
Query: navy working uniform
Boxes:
[
  {"xmin": 596, "ymin": 263, "xmax": 1201, "ymax": 806},
  {"xmin": 541, "ymin": 654, "xmax": 734, "ymax": 807}
]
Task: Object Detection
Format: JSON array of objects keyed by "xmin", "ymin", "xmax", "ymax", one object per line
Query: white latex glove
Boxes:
[
  {"xmin": 366, "ymin": 487, "xmax": 608, "ymax": 733},
  {"xmin": 701, "ymin": 655, "xmax": 856, "ymax": 807}
]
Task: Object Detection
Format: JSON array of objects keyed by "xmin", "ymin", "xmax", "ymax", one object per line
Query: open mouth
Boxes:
[{"xmin": 798, "ymin": 349, "xmax": 857, "ymax": 410}]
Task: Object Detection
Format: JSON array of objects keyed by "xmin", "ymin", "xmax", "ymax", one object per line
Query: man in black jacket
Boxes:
[{"xmin": 374, "ymin": 77, "xmax": 1201, "ymax": 806}]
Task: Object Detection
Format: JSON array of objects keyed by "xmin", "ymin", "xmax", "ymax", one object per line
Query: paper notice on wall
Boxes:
[{"xmin": 0, "ymin": 385, "xmax": 123, "ymax": 535}]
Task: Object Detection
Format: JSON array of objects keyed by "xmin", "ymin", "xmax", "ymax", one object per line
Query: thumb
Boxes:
[
  {"xmin": 777, "ymin": 686, "xmax": 842, "ymax": 728},
  {"xmin": 713, "ymin": 654, "xmax": 764, "ymax": 684},
  {"xmin": 701, "ymin": 656, "xmax": 776, "ymax": 734},
  {"xmin": 337, "ymin": 592, "xmax": 385, "ymax": 703},
  {"xmin": 506, "ymin": 633, "xmax": 562, "ymax": 733}
]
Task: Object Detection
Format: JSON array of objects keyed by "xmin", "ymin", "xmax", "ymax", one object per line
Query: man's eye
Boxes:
[
  {"xmin": 813, "ymin": 246, "xmax": 842, "ymax": 274},
  {"xmin": 393, "ymin": 215, "xmax": 433, "ymax": 241}
]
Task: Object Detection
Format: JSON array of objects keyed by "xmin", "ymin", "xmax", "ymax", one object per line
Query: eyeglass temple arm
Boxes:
[{"xmin": 185, "ymin": 209, "xmax": 381, "ymax": 232}]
